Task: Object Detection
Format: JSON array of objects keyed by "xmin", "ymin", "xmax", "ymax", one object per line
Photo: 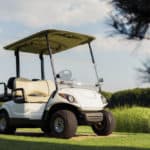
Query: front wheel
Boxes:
[
  {"xmin": 50, "ymin": 110, "xmax": 77, "ymax": 138},
  {"xmin": 0, "ymin": 112, "xmax": 16, "ymax": 134},
  {"xmin": 92, "ymin": 110, "xmax": 115, "ymax": 136}
]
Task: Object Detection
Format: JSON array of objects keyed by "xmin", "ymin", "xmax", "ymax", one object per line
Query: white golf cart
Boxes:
[{"xmin": 0, "ymin": 29, "xmax": 115, "ymax": 138}]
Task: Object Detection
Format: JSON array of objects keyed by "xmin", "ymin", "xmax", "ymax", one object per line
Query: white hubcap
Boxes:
[
  {"xmin": 0, "ymin": 118, "xmax": 6, "ymax": 131},
  {"xmin": 54, "ymin": 117, "xmax": 64, "ymax": 133}
]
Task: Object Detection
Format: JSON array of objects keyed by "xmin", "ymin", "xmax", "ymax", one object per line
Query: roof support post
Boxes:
[
  {"xmin": 88, "ymin": 43, "xmax": 101, "ymax": 91},
  {"xmin": 39, "ymin": 53, "xmax": 45, "ymax": 80},
  {"xmin": 45, "ymin": 33, "xmax": 58, "ymax": 91},
  {"xmin": 15, "ymin": 50, "xmax": 20, "ymax": 77}
]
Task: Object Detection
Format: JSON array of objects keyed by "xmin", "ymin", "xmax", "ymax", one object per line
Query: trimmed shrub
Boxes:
[
  {"xmin": 109, "ymin": 88, "xmax": 150, "ymax": 108},
  {"xmin": 101, "ymin": 91, "xmax": 112, "ymax": 102}
]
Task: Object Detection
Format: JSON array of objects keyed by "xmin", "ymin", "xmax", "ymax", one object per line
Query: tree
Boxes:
[
  {"xmin": 110, "ymin": 0, "xmax": 150, "ymax": 40},
  {"xmin": 110, "ymin": 0, "xmax": 150, "ymax": 84},
  {"xmin": 137, "ymin": 59, "xmax": 150, "ymax": 83}
]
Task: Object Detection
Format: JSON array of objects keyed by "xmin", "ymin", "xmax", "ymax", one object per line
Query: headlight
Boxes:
[{"xmin": 59, "ymin": 93, "xmax": 76, "ymax": 103}]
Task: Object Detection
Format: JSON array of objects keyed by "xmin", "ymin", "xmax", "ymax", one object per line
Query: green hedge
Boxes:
[
  {"xmin": 103, "ymin": 88, "xmax": 150, "ymax": 108},
  {"xmin": 101, "ymin": 91, "xmax": 112, "ymax": 102}
]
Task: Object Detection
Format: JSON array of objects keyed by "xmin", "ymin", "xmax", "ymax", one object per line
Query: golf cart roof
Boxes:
[{"xmin": 4, "ymin": 29, "xmax": 95, "ymax": 54}]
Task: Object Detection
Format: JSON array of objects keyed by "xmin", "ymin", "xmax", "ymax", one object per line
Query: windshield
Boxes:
[
  {"xmin": 56, "ymin": 70, "xmax": 99, "ymax": 91},
  {"xmin": 49, "ymin": 43, "xmax": 102, "ymax": 92}
]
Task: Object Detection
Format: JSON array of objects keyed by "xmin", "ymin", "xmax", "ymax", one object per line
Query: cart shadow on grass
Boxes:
[
  {"xmin": 0, "ymin": 138, "xmax": 148, "ymax": 150},
  {"xmin": 15, "ymin": 131, "xmax": 96, "ymax": 138}
]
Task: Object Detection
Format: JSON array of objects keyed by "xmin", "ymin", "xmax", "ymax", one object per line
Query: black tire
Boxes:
[
  {"xmin": 50, "ymin": 110, "xmax": 77, "ymax": 138},
  {"xmin": 0, "ymin": 111, "xmax": 16, "ymax": 134},
  {"xmin": 92, "ymin": 110, "xmax": 115, "ymax": 136}
]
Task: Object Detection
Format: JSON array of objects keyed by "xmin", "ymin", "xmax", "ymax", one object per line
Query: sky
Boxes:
[{"xmin": 0, "ymin": 0, "xmax": 150, "ymax": 92}]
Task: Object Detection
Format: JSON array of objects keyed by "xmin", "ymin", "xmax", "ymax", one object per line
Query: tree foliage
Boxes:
[
  {"xmin": 111, "ymin": 0, "xmax": 150, "ymax": 39},
  {"xmin": 137, "ymin": 59, "xmax": 150, "ymax": 83}
]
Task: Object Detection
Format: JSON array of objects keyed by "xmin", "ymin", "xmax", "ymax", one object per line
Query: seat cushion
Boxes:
[{"xmin": 14, "ymin": 78, "xmax": 55, "ymax": 103}]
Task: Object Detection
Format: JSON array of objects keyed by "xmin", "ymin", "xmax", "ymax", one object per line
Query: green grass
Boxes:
[
  {"xmin": 0, "ymin": 127, "xmax": 150, "ymax": 150},
  {"xmin": 112, "ymin": 107, "xmax": 150, "ymax": 133},
  {"xmin": 0, "ymin": 103, "xmax": 149, "ymax": 149}
]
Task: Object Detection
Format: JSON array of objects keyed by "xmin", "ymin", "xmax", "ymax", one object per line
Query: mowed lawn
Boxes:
[{"xmin": 0, "ymin": 127, "xmax": 149, "ymax": 150}]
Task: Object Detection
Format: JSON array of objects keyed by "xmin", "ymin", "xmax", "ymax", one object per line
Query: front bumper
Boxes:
[{"xmin": 78, "ymin": 111, "xmax": 103, "ymax": 125}]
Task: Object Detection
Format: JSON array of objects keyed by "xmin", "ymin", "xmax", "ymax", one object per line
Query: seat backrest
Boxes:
[
  {"xmin": 7, "ymin": 77, "xmax": 16, "ymax": 90},
  {"xmin": 14, "ymin": 78, "xmax": 55, "ymax": 103}
]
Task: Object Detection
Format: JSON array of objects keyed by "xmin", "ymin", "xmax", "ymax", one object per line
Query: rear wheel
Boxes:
[
  {"xmin": 0, "ymin": 112, "xmax": 16, "ymax": 134},
  {"xmin": 92, "ymin": 110, "xmax": 115, "ymax": 136},
  {"xmin": 50, "ymin": 110, "xmax": 77, "ymax": 138}
]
